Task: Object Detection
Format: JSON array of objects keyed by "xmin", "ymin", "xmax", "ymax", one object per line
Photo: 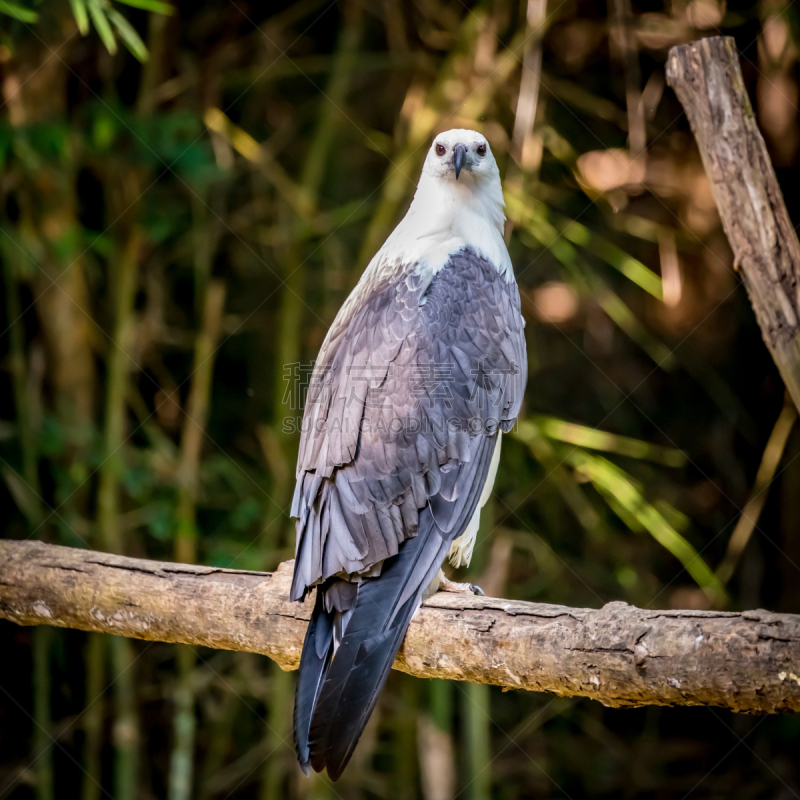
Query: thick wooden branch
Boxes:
[
  {"xmin": 666, "ymin": 37, "xmax": 800, "ymax": 410},
  {"xmin": 1, "ymin": 541, "xmax": 799, "ymax": 713}
]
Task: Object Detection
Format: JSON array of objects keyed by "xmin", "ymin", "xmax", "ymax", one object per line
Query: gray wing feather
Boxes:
[{"xmin": 291, "ymin": 247, "xmax": 526, "ymax": 601}]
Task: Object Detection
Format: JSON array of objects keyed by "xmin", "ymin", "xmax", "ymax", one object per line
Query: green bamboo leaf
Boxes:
[
  {"xmin": 509, "ymin": 189, "xmax": 663, "ymax": 299},
  {"xmin": 534, "ymin": 415, "xmax": 687, "ymax": 467},
  {"xmin": 595, "ymin": 286, "xmax": 676, "ymax": 369},
  {"xmin": 69, "ymin": 0, "xmax": 90, "ymax": 35},
  {"xmin": 565, "ymin": 449, "xmax": 728, "ymax": 604},
  {"xmin": 88, "ymin": 0, "xmax": 117, "ymax": 54},
  {"xmin": 0, "ymin": 0, "xmax": 38, "ymax": 23},
  {"xmin": 509, "ymin": 191, "xmax": 676, "ymax": 369},
  {"xmin": 513, "ymin": 420, "xmax": 603, "ymax": 537},
  {"xmin": 114, "ymin": 0, "xmax": 175, "ymax": 14},
  {"xmin": 107, "ymin": 8, "xmax": 147, "ymax": 61},
  {"xmin": 559, "ymin": 218, "xmax": 664, "ymax": 300}
]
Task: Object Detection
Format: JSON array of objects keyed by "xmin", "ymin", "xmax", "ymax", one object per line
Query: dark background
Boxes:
[{"xmin": 1, "ymin": 0, "xmax": 799, "ymax": 798}]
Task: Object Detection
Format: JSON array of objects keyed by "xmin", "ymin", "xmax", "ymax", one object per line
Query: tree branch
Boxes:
[
  {"xmin": 1, "ymin": 540, "xmax": 799, "ymax": 713},
  {"xmin": 666, "ymin": 36, "xmax": 800, "ymax": 411}
]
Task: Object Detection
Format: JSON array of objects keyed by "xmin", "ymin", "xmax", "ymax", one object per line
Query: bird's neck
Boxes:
[{"xmin": 375, "ymin": 172, "xmax": 513, "ymax": 282}]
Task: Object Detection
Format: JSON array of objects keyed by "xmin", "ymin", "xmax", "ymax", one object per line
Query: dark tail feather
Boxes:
[
  {"xmin": 293, "ymin": 434, "xmax": 499, "ymax": 780},
  {"xmin": 293, "ymin": 591, "xmax": 334, "ymax": 774},
  {"xmin": 306, "ymin": 517, "xmax": 449, "ymax": 780}
]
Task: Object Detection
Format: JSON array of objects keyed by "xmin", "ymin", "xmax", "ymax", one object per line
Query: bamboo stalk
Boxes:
[
  {"xmin": 463, "ymin": 683, "xmax": 492, "ymax": 800},
  {"xmin": 82, "ymin": 632, "xmax": 105, "ymax": 800},
  {"xmin": 511, "ymin": 0, "xmax": 547, "ymax": 169},
  {"xmin": 168, "ymin": 644, "xmax": 197, "ymax": 800},
  {"xmin": 608, "ymin": 0, "xmax": 645, "ymax": 157},
  {"xmin": 261, "ymin": 9, "xmax": 366, "ymax": 792},
  {"xmin": 168, "ymin": 279, "xmax": 226, "ymax": 800},
  {"xmin": 396, "ymin": 677, "xmax": 420, "ymax": 800},
  {"xmin": 32, "ymin": 626, "xmax": 54, "ymax": 800},
  {"xmin": 107, "ymin": 634, "xmax": 139, "ymax": 800},
  {"xmin": 419, "ymin": 680, "xmax": 456, "ymax": 800},
  {"xmin": 717, "ymin": 397, "xmax": 797, "ymax": 584},
  {"xmin": 259, "ymin": 664, "xmax": 293, "ymax": 800},
  {"xmin": 461, "ymin": 497, "xmax": 495, "ymax": 800},
  {"xmin": 299, "ymin": 0, "xmax": 363, "ymax": 200},
  {"xmin": 2, "ymin": 253, "xmax": 40, "ymax": 508},
  {"xmin": 3, "ymin": 247, "xmax": 53, "ymax": 800},
  {"xmin": 3, "ymin": 181, "xmax": 104, "ymax": 800},
  {"xmin": 96, "ymin": 228, "xmax": 143, "ymax": 800},
  {"xmin": 197, "ymin": 685, "xmax": 239, "ymax": 798},
  {"xmin": 136, "ymin": 10, "xmax": 169, "ymax": 116},
  {"xmin": 504, "ymin": 0, "xmax": 548, "ymax": 241},
  {"xmin": 174, "ymin": 280, "xmax": 227, "ymax": 564}
]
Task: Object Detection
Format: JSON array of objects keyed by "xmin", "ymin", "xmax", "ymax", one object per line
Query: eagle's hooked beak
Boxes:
[{"xmin": 453, "ymin": 144, "xmax": 468, "ymax": 180}]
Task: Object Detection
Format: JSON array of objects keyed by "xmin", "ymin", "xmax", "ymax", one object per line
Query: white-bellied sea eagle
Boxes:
[{"xmin": 290, "ymin": 128, "xmax": 527, "ymax": 780}]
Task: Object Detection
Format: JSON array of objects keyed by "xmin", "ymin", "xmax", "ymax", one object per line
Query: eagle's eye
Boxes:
[
  {"xmin": 435, "ymin": 143, "xmax": 446, "ymax": 156},
  {"xmin": 476, "ymin": 144, "xmax": 487, "ymax": 157}
]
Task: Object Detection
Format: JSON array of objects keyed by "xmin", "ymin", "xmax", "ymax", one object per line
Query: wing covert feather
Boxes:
[{"xmin": 291, "ymin": 247, "xmax": 526, "ymax": 600}]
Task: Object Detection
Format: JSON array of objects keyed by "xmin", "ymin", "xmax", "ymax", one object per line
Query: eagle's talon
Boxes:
[
  {"xmin": 470, "ymin": 584, "xmax": 485, "ymax": 596},
  {"xmin": 438, "ymin": 575, "xmax": 480, "ymax": 595}
]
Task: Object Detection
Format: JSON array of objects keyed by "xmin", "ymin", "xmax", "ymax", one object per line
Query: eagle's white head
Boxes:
[
  {"xmin": 422, "ymin": 129, "xmax": 500, "ymax": 185},
  {"xmin": 373, "ymin": 128, "xmax": 512, "ymax": 282}
]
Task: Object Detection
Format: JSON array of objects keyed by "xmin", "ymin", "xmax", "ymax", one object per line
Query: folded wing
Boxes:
[{"xmin": 291, "ymin": 246, "xmax": 526, "ymax": 778}]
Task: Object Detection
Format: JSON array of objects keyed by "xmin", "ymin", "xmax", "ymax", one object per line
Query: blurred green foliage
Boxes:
[{"xmin": 1, "ymin": 0, "xmax": 800, "ymax": 798}]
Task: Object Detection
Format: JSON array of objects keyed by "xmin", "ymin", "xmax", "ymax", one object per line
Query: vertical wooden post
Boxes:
[{"xmin": 666, "ymin": 36, "xmax": 800, "ymax": 411}]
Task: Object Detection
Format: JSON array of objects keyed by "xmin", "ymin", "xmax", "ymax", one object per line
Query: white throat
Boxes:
[{"xmin": 367, "ymin": 167, "xmax": 513, "ymax": 283}]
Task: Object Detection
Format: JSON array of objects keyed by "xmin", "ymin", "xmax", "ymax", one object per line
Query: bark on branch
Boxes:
[
  {"xmin": 1, "ymin": 540, "xmax": 799, "ymax": 714},
  {"xmin": 666, "ymin": 36, "xmax": 800, "ymax": 410}
]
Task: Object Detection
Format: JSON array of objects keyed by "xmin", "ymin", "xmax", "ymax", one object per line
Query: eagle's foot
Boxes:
[{"xmin": 439, "ymin": 575, "xmax": 485, "ymax": 596}]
